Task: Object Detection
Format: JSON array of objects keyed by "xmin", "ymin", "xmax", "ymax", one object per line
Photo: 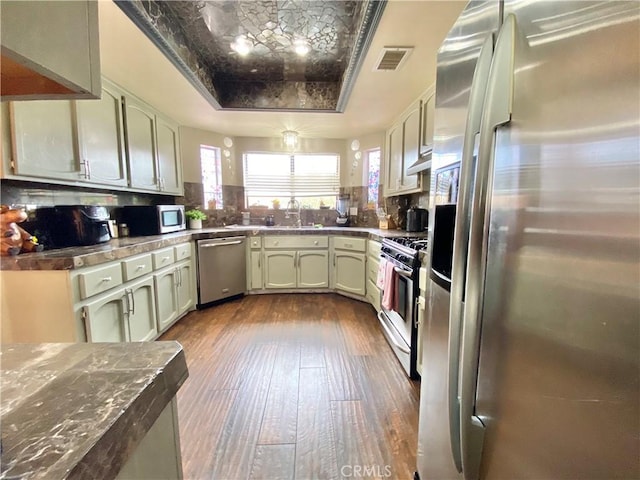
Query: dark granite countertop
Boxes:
[
  {"xmin": 0, "ymin": 227, "xmax": 426, "ymax": 271},
  {"xmin": 0, "ymin": 342, "xmax": 188, "ymax": 480}
]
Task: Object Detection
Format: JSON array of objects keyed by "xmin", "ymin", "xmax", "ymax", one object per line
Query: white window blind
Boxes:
[{"xmin": 244, "ymin": 153, "xmax": 340, "ymax": 199}]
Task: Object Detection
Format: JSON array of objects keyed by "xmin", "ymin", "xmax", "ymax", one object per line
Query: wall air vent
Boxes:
[{"xmin": 374, "ymin": 47, "xmax": 413, "ymax": 71}]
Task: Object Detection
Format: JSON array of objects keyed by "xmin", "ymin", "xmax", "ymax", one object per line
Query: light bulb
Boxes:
[
  {"xmin": 231, "ymin": 36, "xmax": 253, "ymax": 56},
  {"xmin": 293, "ymin": 39, "xmax": 310, "ymax": 57}
]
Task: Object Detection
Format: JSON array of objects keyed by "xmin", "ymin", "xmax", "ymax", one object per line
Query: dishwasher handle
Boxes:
[{"xmin": 199, "ymin": 237, "xmax": 245, "ymax": 248}]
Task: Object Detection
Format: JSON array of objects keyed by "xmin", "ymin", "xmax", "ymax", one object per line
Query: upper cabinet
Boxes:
[
  {"xmin": 155, "ymin": 116, "xmax": 182, "ymax": 195},
  {"xmin": 401, "ymin": 102, "xmax": 421, "ymax": 191},
  {"xmin": 76, "ymin": 79, "xmax": 128, "ymax": 187},
  {"xmin": 0, "ymin": 0, "xmax": 101, "ymax": 100},
  {"xmin": 383, "ymin": 85, "xmax": 435, "ymax": 197},
  {"xmin": 420, "ymin": 90, "xmax": 435, "ymax": 155},
  {"xmin": 9, "ymin": 100, "xmax": 82, "ymax": 181},
  {"xmin": 124, "ymin": 96, "xmax": 159, "ymax": 192},
  {"xmin": 2, "ymin": 78, "xmax": 184, "ymax": 196},
  {"xmin": 123, "ymin": 96, "xmax": 183, "ymax": 195}
]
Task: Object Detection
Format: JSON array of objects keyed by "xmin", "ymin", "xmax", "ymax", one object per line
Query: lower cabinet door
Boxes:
[
  {"xmin": 127, "ymin": 277, "xmax": 158, "ymax": 342},
  {"xmin": 154, "ymin": 268, "xmax": 179, "ymax": 332},
  {"xmin": 176, "ymin": 260, "xmax": 194, "ymax": 316},
  {"xmin": 297, "ymin": 250, "xmax": 329, "ymax": 288},
  {"xmin": 250, "ymin": 251, "xmax": 263, "ymax": 290},
  {"xmin": 83, "ymin": 289, "xmax": 128, "ymax": 342},
  {"xmin": 264, "ymin": 251, "xmax": 296, "ymax": 289},
  {"xmin": 333, "ymin": 251, "xmax": 366, "ymax": 295}
]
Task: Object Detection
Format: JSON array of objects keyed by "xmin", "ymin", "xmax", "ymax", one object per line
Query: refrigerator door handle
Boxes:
[
  {"xmin": 447, "ymin": 33, "xmax": 495, "ymax": 474},
  {"xmin": 460, "ymin": 14, "xmax": 516, "ymax": 480}
]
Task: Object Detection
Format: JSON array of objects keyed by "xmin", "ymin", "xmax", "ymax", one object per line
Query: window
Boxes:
[
  {"xmin": 366, "ymin": 148, "xmax": 381, "ymax": 207},
  {"xmin": 201, "ymin": 145, "xmax": 223, "ymax": 209},
  {"xmin": 244, "ymin": 153, "xmax": 340, "ymax": 209}
]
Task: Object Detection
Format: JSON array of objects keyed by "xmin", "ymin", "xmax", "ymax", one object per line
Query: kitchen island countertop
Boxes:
[
  {"xmin": 0, "ymin": 226, "xmax": 426, "ymax": 271},
  {"xmin": 0, "ymin": 342, "xmax": 188, "ymax": 480}
]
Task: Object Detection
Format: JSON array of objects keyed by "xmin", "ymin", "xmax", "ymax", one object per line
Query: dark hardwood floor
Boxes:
[{"xmin": 160, "ymin": 293, "xmax": 421, "ymax": 480}]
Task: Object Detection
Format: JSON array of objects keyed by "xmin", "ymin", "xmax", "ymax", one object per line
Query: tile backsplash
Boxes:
[
  {"xmin": 3, "ymin": 179, "xmax": 430, "ymax": 230},
  {"xmin": 0, "ymin": 180, "xmax": 160, "ymax": 215}
]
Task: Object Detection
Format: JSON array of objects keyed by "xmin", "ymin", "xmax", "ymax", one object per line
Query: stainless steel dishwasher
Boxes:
[{"xmin": 196, "ymin": 236, "xmax": 246, "ymax": 307}]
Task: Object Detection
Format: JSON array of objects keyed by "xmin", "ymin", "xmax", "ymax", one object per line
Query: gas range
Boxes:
[
  {"xmin": 381, "ymin": 237, "xmax": 428, "ymax": 269},
  {"xmin": 378, "ymin": 235, "xmax": 428, "ymax": 380}
]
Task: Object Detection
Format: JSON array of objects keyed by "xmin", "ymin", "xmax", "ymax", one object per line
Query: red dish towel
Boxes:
[{"xmin": 381, "ymin": 260, "xmax": 396, "ymax": 311}]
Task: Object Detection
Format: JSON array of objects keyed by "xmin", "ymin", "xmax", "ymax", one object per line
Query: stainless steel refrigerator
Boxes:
[{"xmin": 417, "ymin": 1, "xmax": 640, "ymax": 479}]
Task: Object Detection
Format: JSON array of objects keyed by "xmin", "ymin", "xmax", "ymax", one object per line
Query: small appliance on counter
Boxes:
[
  {"xmin": 406, "ymin": 207, "xmax": 428, "ymax": 232},
  {"xmin": 120, "ymin": 205, "xmax": 185, "ymax": 236},
  {"xmin": 34, "ymin": 205, "xmax": 111, "ymax": 249},
  {"xmin": 265, "ymin": 214, "xmax": 275, "ymax": 226},
  {"xmin": 336, "ymin": 195, "xmax": 350, "ymax": 227}
]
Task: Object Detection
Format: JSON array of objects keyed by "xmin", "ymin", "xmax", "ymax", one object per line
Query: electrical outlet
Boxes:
[{"xmin": 349, "ymin": 207, "xmax": 358, "ymax": 216}]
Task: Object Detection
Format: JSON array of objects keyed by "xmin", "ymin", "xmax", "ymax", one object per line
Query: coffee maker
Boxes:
[{"xmin": 336, "ymin": 195, "xmax": 350, "ymax": 226}]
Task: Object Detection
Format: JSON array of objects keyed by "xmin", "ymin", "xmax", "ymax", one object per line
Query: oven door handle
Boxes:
[
  {"xmin": 377, "ymin": 311, "xmax": 411, "ymax": 354},
  {"xmin": 393, "ymin": 266, "xmax": 413, "ymax": 278}
]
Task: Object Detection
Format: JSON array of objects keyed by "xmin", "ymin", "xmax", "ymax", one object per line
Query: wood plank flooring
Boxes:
[{"xmin": 160, "ymin": 293, "xmax": 420, "ymax": 480}]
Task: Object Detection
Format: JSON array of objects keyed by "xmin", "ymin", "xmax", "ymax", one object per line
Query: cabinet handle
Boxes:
[
  {"xmin": 122, "ymin": 294, "xmax": 132, "ymax": 342},
  {"xmin": 136, "ymin": 264, "xmax": 146, "ymax": 271},
  {"xmin": 128, "ymin": 288, "xmax": 136, "ymax": 316},
  {"xmin": 314, "ymin": 240, "xmax": 318, "ymax": 245},
  {"xmin": 101, "ymin": 276, "xmax": 112, "ymax": 283},
  {"xmin": 258, "ymin": 255, "xmax": 261, "ymax": 268},
  {"xmin": 178, "ymin": 267, "xmax": 183, "ymax": 287},
  {"xmin": 80, "ymin": 159, "xmax": 90, "ymax": 179},
  {"xmin": 345, "ymin": 243, "xmax": 353, "ymax": 248},
  {"xmin": 333, "ymin": 253, "xmax": 336, "ymax": 266},
  {"xmin": 162, "ymin": 256, "xmax": 170, "ymax": 261}
]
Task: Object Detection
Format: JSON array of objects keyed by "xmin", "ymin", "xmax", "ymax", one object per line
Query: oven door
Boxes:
[
  {"xmin": 378, "ymin": 261, "xmax": 415, "ymax": 377},
  {"xmin": 384, "ymin": 264, "xmax": 414, "ymax": 346}
]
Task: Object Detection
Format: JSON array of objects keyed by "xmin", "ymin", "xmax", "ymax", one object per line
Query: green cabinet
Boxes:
[
  {"xmin": 298, "ymin": 251, "xmax": 329, "ymax": 288},
  {"xmin": 76, "ymin": 79, "xmax": 128, "ymax": 187},
  {"xmin": 1, "ymin": 0, "xmax": 101, "ymax": 100},
  {"xmin": 264, "ymin": 251, "xmax": 297, "ymax": 289},
  {"xmin": 83, "ymin": 289, "xmax": 128, "ymax": 343},
  {"xmin": 3, "ymin": 78, "xmax": 183, "ymax": 195},
  {"xmin": 331, "ymin": 236, "xmax": 367, "ymax": 296},
  {"xmin": 10, "ymin": 100, "xmax": 81, "ymax": 180},
  {"xmin": 127, "ymin": 277, "xmax": 158, "ymax": 342},
  {"xmin": 155, "ymin": 116, "xmax": 182, "ymax": 194},
  {"xmin": 124, "ymin": 95, "xmax": 158, "ymax": 191}
]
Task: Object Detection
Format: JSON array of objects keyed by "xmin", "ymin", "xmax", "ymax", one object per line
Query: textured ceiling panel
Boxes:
[{"xmin": 115, "ymin": 0, "xmax": 385, "ymax": 111}]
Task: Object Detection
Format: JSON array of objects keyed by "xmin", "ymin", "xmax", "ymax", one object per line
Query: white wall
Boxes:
[
  {"xmin": 178, "ymin": 126, "xmax": 241, "ymax": 186},
  {"xmin": 179, "ymin": 130, "xmax": 385, "ymax": 188},
  {"xmin": 342, "ymin": 130, "xmax": 385, "ymax": 187}
]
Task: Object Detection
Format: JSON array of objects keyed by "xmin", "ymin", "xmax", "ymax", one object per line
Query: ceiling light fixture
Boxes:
[
  {"xmin": 293, "ymin": 39, "xmax": 310, "ymax": 57},
  {"xmin": 282, "ymin": 130, "xmax": 299, "ymax": 149},
  {"xmin": 231, "ymin": 35, "xmax": 253, "ymax": 56}
]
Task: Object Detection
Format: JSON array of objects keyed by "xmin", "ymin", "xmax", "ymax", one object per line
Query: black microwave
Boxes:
[{"xmin": 121, "ymin": 205, "xmax": 186, "ymax": 236}]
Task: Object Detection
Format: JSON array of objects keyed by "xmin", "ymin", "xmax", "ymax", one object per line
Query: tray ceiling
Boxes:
[{"xmin": 115, "ymin": 0, "xmax": 385, "ymax": 111}]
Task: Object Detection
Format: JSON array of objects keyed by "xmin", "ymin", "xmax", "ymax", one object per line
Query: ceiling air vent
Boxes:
[{"xmin": 374, "ymin": 47, "xmax": 413, "ymax": 71}]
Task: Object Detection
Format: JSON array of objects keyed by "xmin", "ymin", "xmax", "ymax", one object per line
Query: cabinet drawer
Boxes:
[
  {"xmin": 368, "ymin": 240, "xmax": 382, "ymax": 258},
  {"xmin": 122, "ymin": 254, "xmax": 153, "ymax": 281},
  {"xmin": 367, "ymin": 256, "xmax": 380, "ymax": 284},
  {"xmin": 366, "ymin": 278, "xmax": 381, "ymax": 312},
  {"xmin": 249, "ymin": 237, "xmax": 262, "ymax": 249},
  {"xmin": 174, "ymin": 243, "xmax": 192, "ymax": 261},
  {"xmin": 77, "ymin": 263, "xmax": 124, "ymax": 299},
  {"xmin": 333, "ymin": 236, "xmax": 366, "ymax": 252},
  {"xmin": 264, "ymin": 236, "xmax": 328, "ymax": 249},
  {"xmin": 152, "ymin": 247, "xmax": 175, "ymax": 270}
]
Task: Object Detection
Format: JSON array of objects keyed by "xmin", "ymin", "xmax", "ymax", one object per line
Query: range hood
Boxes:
[{"xmin": 406, "ymin": 149, "xmax": 432, "ymax": 175}]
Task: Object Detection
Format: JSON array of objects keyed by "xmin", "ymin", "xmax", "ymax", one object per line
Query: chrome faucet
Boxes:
[{"xmin": 284, "ymin": 197, "xmax": 301, "ymax": 227}]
